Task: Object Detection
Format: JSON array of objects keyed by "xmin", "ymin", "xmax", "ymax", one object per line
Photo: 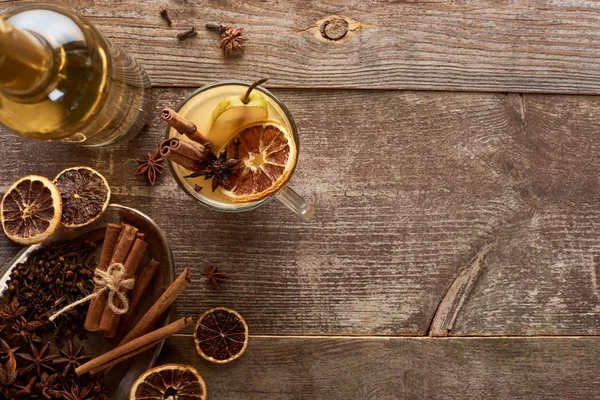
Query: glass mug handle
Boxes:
[{"xmin": 276, "ymin": 186, "xmax": 315, "ymax": 222}]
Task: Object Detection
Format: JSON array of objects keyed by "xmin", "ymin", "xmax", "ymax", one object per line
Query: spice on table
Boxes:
[
  {"xmin": 99, "ymin": 234, "xmax": 148, "ymax": 336},
  {"xmin": 159, "ymin": 8, "xmax": 172, "ymax": 26},
  {"xmin": 84, "ymin": 223, "xmax": 131, "ymax": 331},
  {"xmin": 202, "ymin": 266, "xmax": 230, "ymax": 292},
  {"xmin": 115, "ymin": 259, "xmax": 161, "ymax": 341},
  {"xmin": 0, "ymin": 239, "xmax": 109, "ymax": 398},
  {"xmin": 177, "ymin": 26, "xmax": 197, "ymax": 40},
  {"xmin": 16, "ymin": 341, "xmax": 57, "ymax": 376},
  {"xmin": 117, "ymin": 268, "xmax": 191, "ymax": 347},
  {"xmin": 136, "ymin": 147, "xmax": 165, "ymax": 185},
  {"xmin": 6, "ymin": 240, "xmax": 97, "ymax": 336},
  {"xmin": 206, "ymin": 23, "xmax": 247, "ymax": 57},
  {"xmin": 92, "ymin": 224, "xmax": 138, "ymax": 327},
  {"xmin": 53, "ymin": 339, "xmax": 90, "ymax": 376},
  {"xmin": 75, "ymin": 317, "xmax": 194, "ymax": 375},
  {"xmin": 36, "ymin": 372, "xmax": 62, "ymax": 398}
]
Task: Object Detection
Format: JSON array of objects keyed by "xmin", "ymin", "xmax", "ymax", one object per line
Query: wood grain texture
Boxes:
[
  {"xmin": 429, "ymin": 245, "xmax": 491, "ymax": 336},
  {"xmin": 158, "ymin": 335, "xmax": 600, "ymax": 399},
  {"xmin": 1, "ymin": 88, "xmax": 600, "ymax": 336},
  {"xmin": 449, "ymin": 94, "xmax": 600, "ymax": 335},
  {"xmin": 4, "ymin": 1, "xmax": 600, "ymax": 92}
]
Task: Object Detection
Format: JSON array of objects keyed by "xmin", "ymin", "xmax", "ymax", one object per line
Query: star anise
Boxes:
[
  {"xmin": 63, "ymin": 382, "xmax": 92, "ymax": 400},
  {"xmin": 11, "ymin": 316, "xmax": 43, "ymax": 344},
  {"xmin": 221, "ymin": 26, "xmax": 247, "ymax": 56},
  {"xmin": 87, "ymin": 376, "xmax": 109, "ymax": 400},
  {"xmin": 0, "ymin": 338, "xmax": 19, "ymax": 373},
  {"xmin": 0, "ymin": 365, "xmax": 17, "ymax": 387},
  {"xmin": 0, "ymin": 297, "xmax": 26, "ymax": 321},
  {"xmin": 186, "ymin": 139, "xmax": 241, "ymax": 191},
  {"xmin": 53, "ymin": 339, "xmax": 89, "ymax": 376},
  {"xmin": 37, "ymin": 372, "xmax": 62, "ymax": 399},
  {"xmin": 205, "ymin": 23, "xmax": 247, "ymax": 56},
  {"xmin": 17, "ymin": 341, "xmax": 57, "ymax": 376},
  {"xmin": 12, "ymin": 376, "xmax": 36, "ymax": 397},
  {"xmin": 136, "ymin": 146, "xmax": 165, "ymax": 185},
  {"xmin": 201, "ymin": 266, "xmax": 230, "ymax": 292}
]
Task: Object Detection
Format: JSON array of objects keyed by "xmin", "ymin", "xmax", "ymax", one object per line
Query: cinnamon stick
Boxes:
[
  {"xmin": 99, "ymin": 237, "xmax": 148, "ymax": 336},
  {"xmin": 75, "ymin": 317, "xmax": 194, "ymax": 376},
  {"xmin": 85, "ymin": 224, "xmax": 138, "ymax": 332},
  {"xmin": 160, "ymin": 138, "xmax": 206, "ymax": 171},
  {"xmin": 161, "ymin": 107, "xmax": 209, "ymax": 145},
  {"xmin": 170, "ymin": 138, "xmax": 206, "ymax": 160},
  {"xmin": 84, "ymin": 223, "xmax": 122, "ymax": 331},
  {"xmin": 91, "ymin": 339, "xmax": 162, "ymax": 375},
  {"xmin": 118, "ymin": 268, "xmax": 191, "ymax": 347},
  {"xmin": 115, "ymin": 259, "xmax": 161, "ymax": 342}
]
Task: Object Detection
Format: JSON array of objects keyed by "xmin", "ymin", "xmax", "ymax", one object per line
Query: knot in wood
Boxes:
[{"xmin": 320, "ymin": 17, "xmax": 349, "ymax": 41}]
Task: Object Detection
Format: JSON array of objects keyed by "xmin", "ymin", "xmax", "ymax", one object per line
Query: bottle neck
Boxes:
[{"xmin": 0, "ymin": 19, "xmax": 53, "ymax": 96}]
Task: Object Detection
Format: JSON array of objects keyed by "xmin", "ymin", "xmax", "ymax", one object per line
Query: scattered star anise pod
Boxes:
[
  {"xmin": 16, "ymin": 341, "xmax": 57, "ymax": 376},
  {"xmin": 136, "ymin": 146, "xmax": 165, "ymax": 185},
  {"xmin": 36, "ymin": 372, "xmax": 62, "ymax": 399},
  {"xmin": 186, "ymin": 139, "xmax": 241, "ymax": 191},
  {"xmin": 53, "ymin": 339, "xmax": 90, "ymax": 376},
  {"xmin": 0, "ymin": 298, "xmax": 26, "ymax": 321},
  {"xmin": 206, "ymin": 23, "xmax": 247, "ymax": 57},
  {"xmin": 63, "ymin": 381, "xmax": 92, "ymax": 400},
  {"xmin": 11, "ymin": 316, "xmax": 43, "ymax": 344},
  {"xmin": 202, "ymin": 266, "xmax": 230, "ymax": 292}
]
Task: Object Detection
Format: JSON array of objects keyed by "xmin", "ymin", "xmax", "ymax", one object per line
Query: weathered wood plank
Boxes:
[
  {"xmin": 449, "ymin": 94, "xmax": 600, "ymax": 335},
  {"xmin": 157, "ymin": 335, "xmax": 600, "ymax": 400},
  {"xmin": 1, "ymin": 88, "xmax": 599, "ymax": 336},
  {"xmin": 4, "ymin": 1, "xmax": 600, "ymax": 92}
]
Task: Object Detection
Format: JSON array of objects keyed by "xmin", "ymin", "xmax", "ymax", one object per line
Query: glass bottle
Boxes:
[{"xmin": 0, "ymin": 5, "xmax": 151, "ymax": 146}]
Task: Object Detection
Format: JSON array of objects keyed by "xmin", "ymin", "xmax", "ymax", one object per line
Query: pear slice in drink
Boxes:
[{"xmin": 208, "ymin": 79, "xmax": 269, "ymax": 150}]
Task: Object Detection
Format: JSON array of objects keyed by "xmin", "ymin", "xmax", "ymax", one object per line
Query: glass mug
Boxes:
[{"xmin": 165, "ymin": 81, "xmax": 315, "ymax": 221}]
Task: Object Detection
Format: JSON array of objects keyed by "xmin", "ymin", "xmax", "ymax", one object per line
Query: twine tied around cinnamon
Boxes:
[{"xmin": 49, "ymin": 263, "xmax": 135, "ymax": 322}]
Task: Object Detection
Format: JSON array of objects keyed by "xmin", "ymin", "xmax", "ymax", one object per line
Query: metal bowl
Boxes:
[{"xmin": 0, "ymin": 204, "xmax": 175, "ymax": 399}]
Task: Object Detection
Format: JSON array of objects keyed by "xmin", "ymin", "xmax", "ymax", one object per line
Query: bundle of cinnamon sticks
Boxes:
[
  {"xmin": 79, "ymin": 223, "xmax": 193, "ymax": 374},
  {"xmin": 84, "ymin": 223, "xmax": 160, "ymax": 338}
]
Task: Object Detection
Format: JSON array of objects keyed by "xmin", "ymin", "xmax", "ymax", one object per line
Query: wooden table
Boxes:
[{"xmin": 1, "ymin": 1, "xmax": 600, "ymax": 398}]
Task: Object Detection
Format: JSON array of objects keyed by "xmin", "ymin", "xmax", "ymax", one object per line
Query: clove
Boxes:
[
  {"xmin": 159, "ymin": 8, "xmax": 172, "ymax": 26},
  {"xmin": 177, "ymin": 26, "xmax": 197, "ymax": 40}
]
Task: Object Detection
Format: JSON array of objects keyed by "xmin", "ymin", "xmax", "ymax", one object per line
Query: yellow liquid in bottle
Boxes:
[
  {"xmin": 168, "ymin": 84, "xmax": 296, "ymax": 209},
  {"xmin": 0, "ymin": 7, "xmax": 150, "ymax": 146}
]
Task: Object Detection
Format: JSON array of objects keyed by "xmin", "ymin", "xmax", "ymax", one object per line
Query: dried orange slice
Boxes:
[
  {"xmin": 53, "ymin": 167, "xmax": 110, "ymax": 228},
  {"xmin": 220, "ymin": 122, "xmax": 297, "ymax": 203},
  {"xmin": 194, "ymin": 307, "xmax": 249, "ymax": 364},
  {"xmin": 129, "ymin": 363, "xmax": 207, "ymax": 400},
  {"xmin": 0, "ymin": 175, "xmax": 62, "ymax": 245}
]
